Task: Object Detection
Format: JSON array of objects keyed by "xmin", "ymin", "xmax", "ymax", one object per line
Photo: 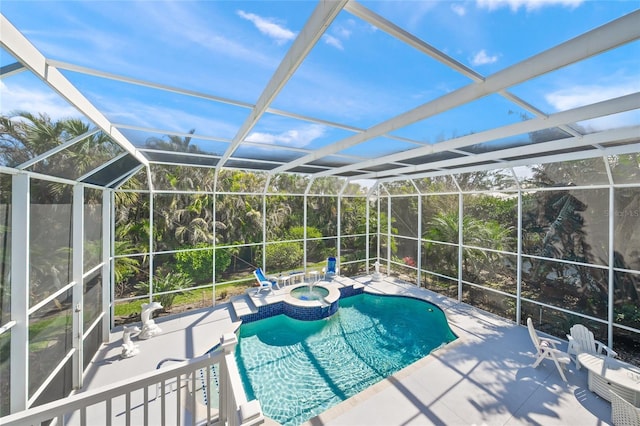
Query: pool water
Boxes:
[
  {"xmin": 236, "ymin": 293, "xmax": 457, "ymax": 426},
  {"xmin": 290, "ymin": 285, "xmax": 329, "ymax": 301}
]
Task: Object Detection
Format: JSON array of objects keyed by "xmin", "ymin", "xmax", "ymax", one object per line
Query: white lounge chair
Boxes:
[
  {"xmin": 611, "ymin": 390, "xmax": 640, "ymax": 426},
  {"xmin": 253, "ymin": 268, "xmax": 279, "ymax": 295},
  {"xmin": 527, "ymin": 317, "xmax": 571, "ymax": 382},
  {"xmin": 567, "ymin": 323, "xmax": 617, "ymax": 369}
]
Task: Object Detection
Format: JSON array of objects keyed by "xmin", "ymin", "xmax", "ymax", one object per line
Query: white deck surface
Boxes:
[{"xmin": 83, "ymin": 275, "xmax": 613, "ymax": 426}]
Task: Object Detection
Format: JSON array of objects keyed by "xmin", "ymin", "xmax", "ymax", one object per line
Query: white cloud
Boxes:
[
  {"xmin": 451, "ymin": 4, "xmax": 467, "ymax": 16},
  {"xmin": 476, "ymin": 0, "xmax": 583, "ymax": 12},
  {"xmin": 323, "ymin": 34, "xmax": 344, "ymax": 50},
  {"xmin": 334, "ymin": 23, "xmax": 353, "ymax": 39},
  {"xmin": 246, "ymin": 124, "xmax": 327, "ymax": 148},
  {"xmin": 0, "ymin": 81, "xmax": 81, "ymax": 121},
  {"xmin": 545, "ymin": 83, "xmax": 638, "ymax": 111},
  {"xmin": 471, "ymin": 49, "xmax": 499, "ymax": 66},
  {"xmin": 322, "ymin": 21, "xmax": 354, "ymax": 51},
  {"xmin": 237, "ymin": 10, "xmax": 296, "ymax": 45}
]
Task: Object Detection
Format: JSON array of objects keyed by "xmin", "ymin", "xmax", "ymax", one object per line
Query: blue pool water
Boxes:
[{"xmin": 236, "ymin": 293, "xmax": 457, "ymax": 426}]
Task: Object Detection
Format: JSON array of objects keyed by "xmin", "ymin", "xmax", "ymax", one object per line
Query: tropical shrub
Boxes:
[
  {"xmin": 265, "ymin": 242, "xmax": 303, "ymax": 271},
  {"xmin": 174, "ymin": 244, "xmax": 232, "ymax": 282},
  {"xmin": 134, "ymin": 272, "xmax": 193, "ymax": 310}
]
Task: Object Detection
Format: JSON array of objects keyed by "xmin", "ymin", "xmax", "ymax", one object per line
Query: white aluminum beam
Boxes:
[
  {"xmin": 321, "ymin": 92, "xmax": 640, "ymax": 179},
  {"xmin": 52, "ymin": 62, "xmax": 429, "ymax": 148},
  {"xmin": 376, "ymin": 129, "xmax": 640, "ymax": 184},
  {"xmin": 217, "ymin": 0, "xmax": 349, "ymax": 169},
  {"xmin": 17, "ymin": 129, "xmax": 101, "ymax": 171},
  {"xmin": 0, "ymin": 14, "xmax": 149, "ymax": 167},
  {"xmin": 0, "ymin": 62, "xmax": 26, "ymax": 78},
  {"xmin": 48, "ymin": 59, "xmax": 254, "ymax": 110},
  {"xmin": 274, "ymin": 9, "xmax": 640, "ymax": 174},
  {"xmin": 386, "ymin": 125, "xmax": 640, "ymax": 180},
  {"xmin": 347, "ymin": 1, "xmax": 582, "ymax": 139}
]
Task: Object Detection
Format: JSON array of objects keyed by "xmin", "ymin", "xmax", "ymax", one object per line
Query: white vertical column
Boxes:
[
  {"xmin": 262, "ymin": 189, "xmax": 268, "ymax": 271},
  {"xmin": 365, "ymin": 194, "xmax": 370, "ymax": 273},
  {"xmin": 10, "ymin": 173, "xmax": 29, "ymax": 413},
  {"xmin": 386, "ymin": 195, "xmax": 391, "ymax": 273},
  {"xmin": 336, "ymin": 194, "xmax": 341, "ymax": 267},
  {"xmin": 608, "ymin": 186, "xmax": 615, "ymax": 348},
  {"xmin": 102, "ymin": 190, "xmax": 111, "ymax": 339},
  {"xmin": 516, "ymin": 191, "xmax": 522, "ymax": 324},
  {"xmin": 147, "ymin": 166, "xmax": 154, "ymax": 303},
  {"xmin": 212, "ymin": 171, "xmax": 218, "ymax": 304},
  {"xmin": 376, "ymin": 187, "xmax": 381, "ymax": 262},
  {"xmin": 458, "ymin": 193, "xmax": 463, "ymax": 303},
  {"xmin": 303, "ymin": 193, "xmax": 308, "ymax": 271},
  {"xmin": 417, "ymin": 193, "xmax": 422, "ymax": 288},
  {"xmin": 72, "ymin": 184, "xmax": 84, "ymax": 389},
  {"xmin": 148, "ymin": 190, "xmax": 154, "ymax": 302}
]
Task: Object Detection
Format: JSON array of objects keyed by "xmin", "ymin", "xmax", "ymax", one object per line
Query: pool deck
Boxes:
[{"xmin": 83, "ymin": 275, "xmax": 613, "ymax": 425}]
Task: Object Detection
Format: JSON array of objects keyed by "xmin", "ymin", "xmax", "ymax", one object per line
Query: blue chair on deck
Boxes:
[
  {"xmin": 323, "ymin": 257, "xmax": 338, "ymax": 280},
  {"xmin": 253, "ymin": 268, "xmax": 279, "ymax": 295}
]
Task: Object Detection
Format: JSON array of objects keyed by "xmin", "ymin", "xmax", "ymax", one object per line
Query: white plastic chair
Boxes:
[
  {"xmin": 567, "ymin": 323, "xmax": 617, "ymax": 369},
  {"xmin": 611, "ymin": 390, "xmax": 640, "ymax": 426},
  {"xmin": 527, "ymin": 317, "xmax": 571, "ymax": 382},
  {"xmin": 253, "ymin": 268, "xmax": 279, "ymax": 295}
]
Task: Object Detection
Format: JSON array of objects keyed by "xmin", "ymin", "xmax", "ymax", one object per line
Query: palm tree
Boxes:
[
  {"xmin": 145, "ymin": 129, "xmax": 198, "ymax": 153},
  {"xmin": 0, "ymin": 112, "xmax": 65, "ymax": 166}
]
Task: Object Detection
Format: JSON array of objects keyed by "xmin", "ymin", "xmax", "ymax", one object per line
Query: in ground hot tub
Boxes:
[
  {"xmin": 283, "ymin": 283, "xmax": 340, "ymax": 320},
  {"xmin": 290, "ymin": 285, "xmax": 329, "ymax": 301}
]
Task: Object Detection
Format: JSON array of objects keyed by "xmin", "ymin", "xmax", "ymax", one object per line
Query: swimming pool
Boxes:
[{"xmin": 235, "ymin": 293, "xmax": 457, "ymax": 426}]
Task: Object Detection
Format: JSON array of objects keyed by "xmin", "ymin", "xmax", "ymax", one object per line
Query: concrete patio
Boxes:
[{"xmin": 82, "ymin": 276, "xmax": 613, "ymax": 426}]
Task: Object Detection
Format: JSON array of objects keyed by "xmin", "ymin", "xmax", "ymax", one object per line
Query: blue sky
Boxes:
[{"xmin": 1, "ymin": 0, "xmax": 638, "ymax": 158}]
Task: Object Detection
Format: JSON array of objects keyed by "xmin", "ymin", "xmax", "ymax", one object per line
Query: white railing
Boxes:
[{"xmin": 0, "ymin": 333, "xmax": 264, "ymax": 426}]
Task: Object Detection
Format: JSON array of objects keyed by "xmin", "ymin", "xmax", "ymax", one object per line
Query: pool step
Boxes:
[{"xmin": 229, "ymin": 294, "xmax": 258, "ymax": 319}]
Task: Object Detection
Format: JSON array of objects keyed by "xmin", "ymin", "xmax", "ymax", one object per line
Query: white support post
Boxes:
[
  {"xmin": 458, "ymin": 192, "xmax": 463, "ymax": 303},
  {"xmin": 212, "ymin": 170, "xmax": 218, "ymax": 304},
  {"xmin": 365, "ymin": 194, "xmax": 370, "ymax": 274},
  {"xmin": 516, "ymin": 191, "xmax": 522, "ymax": 324},
  {"xmin": 102, "ymin": 190, "xmax": 111, "ymax": 340},
  {"xmin": 417, "ymin": 193, "xmax": 422, "ymax": 288},
  {"xmin": 377, "ymin": 187, "xmax": 381, "ymax": 263},
  {"xmin": 336, "ymin": 194, "xmax": 341, "ymax": 269},
  {"xmin": 148, "ymin": 190, "xmax": 154, "ymax": 303},
  {"xmin": 219, "ymin": 333, "xmax": 239, "ymax": 426},
  {"xmin": 109, "ymin": 190, "xmax": 116, "ymax": 330},
  {"xmin": 386, "ymin": 194, "xmax": 391, "ymax": 274},
  {"xmin": 608, "ymin": 186, "xmax": 615, "ymax": 349},
  {"xmin": 262, "ymin": 191, "xmax": 267, "ymax": 272},
  {"xmin": 72, "ymin": 184, "xmax": 84, "ymax": 389},
  {"xmin": 303, "ymin": 193, "xmax": 308, "ymax": 272},
  {"xmin": 10, "ymin": 173, "xmax": 29, "ymax": 413}
]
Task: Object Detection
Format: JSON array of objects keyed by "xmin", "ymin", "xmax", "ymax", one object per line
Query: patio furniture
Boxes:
[
  {"xmin": 253, "ymin": 268, "xmax": 279, "ymax": 295},
  {"xmin": 323, "ymin": 256, "xmax": 338, "ymax": 280},
  {"xmin": 308, "ymin": 270, "xmax": 320, "ymax": 283},
  {"xmin": 527, "ymin": 317, "xmax": 571, "ymax": 382},
  {"xmin": 611, "ymin": 389, "xmax": 640, "ymax": 426},
  {"xmin": 567, "ymin": 323, "xmax": 617, "ymax": 369},
  {"xmin": 277, "ymin": 274, "xmax": 291, "ymax": 287},
  {"xmin": 578, "ymin": 352, "xmax": 640, "ymax": 406},
  {"xmin": 289, "ymin": 271, "xmax": 305, "ymax": 284}
]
